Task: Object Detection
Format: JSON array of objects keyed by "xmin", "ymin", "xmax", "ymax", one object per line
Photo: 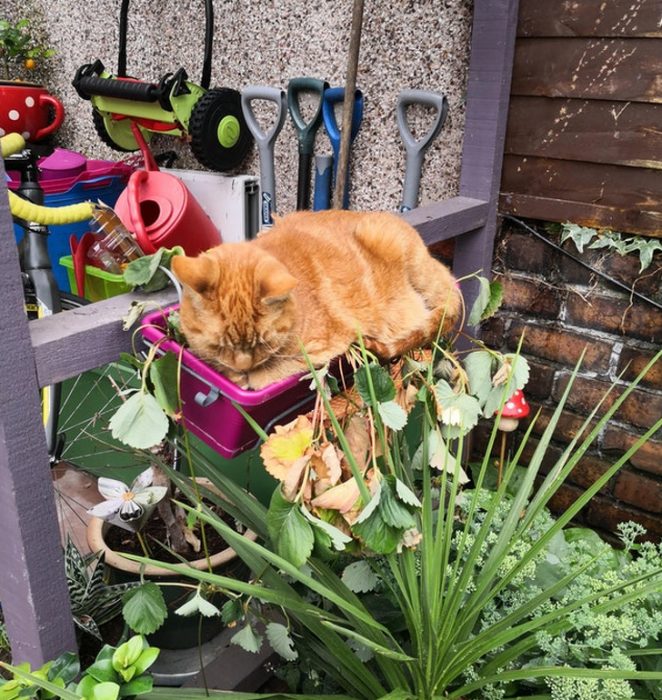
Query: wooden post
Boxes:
[
  {"xmin": 454, "ymin": 0, "xmax": 520, "ymax": 328},
  {"xmin": 0, "ymin": 163, "xmax": 77, "ymax": 664}
]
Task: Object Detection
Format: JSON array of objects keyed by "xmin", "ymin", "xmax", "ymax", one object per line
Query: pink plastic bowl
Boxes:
[{"xmin": 140, "ymin": 305, "xmax": 352, "ymax": 459}]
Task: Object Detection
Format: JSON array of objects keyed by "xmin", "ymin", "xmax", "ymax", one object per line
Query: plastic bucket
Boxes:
[{"xmin": 13, "ymin": 175, "xmax": 128, "ymax": 293}]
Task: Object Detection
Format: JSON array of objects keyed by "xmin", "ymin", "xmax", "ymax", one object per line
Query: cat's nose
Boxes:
[{"xmin": 233, "ymin": 351, "xmax": 253, "ymax": 371}]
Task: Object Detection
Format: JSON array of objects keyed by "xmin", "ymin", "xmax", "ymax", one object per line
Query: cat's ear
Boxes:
[
  {"xmin": 256, "ymin": 258, "xmax": 297, "ymax": 306},
  {"xmin": 171, "ymin": 255, "xmax": 219, "ymax": 297}
]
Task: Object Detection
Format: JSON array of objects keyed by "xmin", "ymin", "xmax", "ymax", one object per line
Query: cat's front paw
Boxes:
[{"xmin": 224, "ymin": 369, "xmax": 249, "ymax": 389}]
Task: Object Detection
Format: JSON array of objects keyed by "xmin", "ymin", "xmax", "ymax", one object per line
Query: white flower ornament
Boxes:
[{"xmin": 88, "ymin": 468, "xmax": 168, "ymax": 526}]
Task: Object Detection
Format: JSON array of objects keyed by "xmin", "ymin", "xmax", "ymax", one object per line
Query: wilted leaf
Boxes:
[
  {"xmin": 109, "ymin": 392, "xmax": 169, "ymax": 449},
  {"xmin": 260, "ymin": 415, "xmax": 313, "ymax": 483},
  {"xmin": 122, "ymin": 302, "xmax": 148, "ymax": 331},
  {"xmin": 344, "ymin": 415, "xmax": 371, "ymax": 470},
  {"xmin": 311, "ymin": 477, "xmax": 361, "ymax": 514},
  {"xmin": 341, "ymin": 560, "xmax": 379, "ymax": 593}
]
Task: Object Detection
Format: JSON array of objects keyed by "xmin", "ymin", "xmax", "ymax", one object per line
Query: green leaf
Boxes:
[
  {"xmin": 352, "ymin": 502, "xmax": 402, "ymax": 555},
  {"xmin": 109, "ymin": 391, "xmax": 169, "ymax": 449},
  {"xmin": 89, "ymin": 681, "xmax": 121, "ymax": 700},
  {"xmin": 341, "ymin": 560, "xmax": 379, "ymax": 593},
  {"xmin": 377, "ymin": 400, "xmax": 408, "ymax": 430},
  {"xmin": 118, "ymin": 674, "xmax": 152, "ymax": 698},
  {"xmin": 560, "ymin": 222, "xmax": 597, "ymax": 253},
  {"xmin": 394, "ymin": 478, "xmax": 421, "ymax": 508},
  {"xmin": 149, "ymin": 352, "xmax": 180, "ymax": 417},
  {"xmin": 463, "ymin": 351, "xmax": 494, "ymax": 404},
  {"xmin": 300, "ymin": 506, "xmax": 352, "ymax": 552},
  {"xmin": 122, "ymin": 583, "xmax": 168, "ymax": 635},
  {"xmin": 481, "ymin": 280, "xmax": 503, "ymax": 321},
  {"xmin": 231, "ymin": 624, "xmax": 263, "ymax": 654},
  {"xmin": 133, "ymin": 646, "xmax": 159, "ymax": 676},
  {"xmin": 84, "ymin": 658, "xmax": 116, "ymax": 684},
  {"xmin": 504, "ymin": 353, "xmax": 530, "ymax": 391},
  {"xmin": 266, "ymin": 489, "xmax": 314, "ymax": 568},
  {"xmin": 220, "ymin": 599, "xmax": 244, "ymax": 626},
  {"xmin": 379, "ymin": 477, "xmax": 416, "ymax": 530},
  {"xmin": 265, "ymin": 622, "xmax": 298, "ymax": 661},
  {"xmin": 468, "ymin": 276, "xmax": 491, "ymax": 326},
  {"xmin": 355, "ymin": 363, "xmax": 395, "ymax": 406},
  {"xmin": 124, "ymin": 247, "xmax": 185, "ymax": 293},
  {"xmin": 47, "ymin": 653, "xmax": 79, "ymax": 687}
]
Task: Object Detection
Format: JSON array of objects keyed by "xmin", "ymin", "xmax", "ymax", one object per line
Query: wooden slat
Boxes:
[
  {"xmin": 0, "ymin": 164, "xmax": 77, "ymax": 664},
  {"xmin": 501, "ymin": 154, "xmax": 662, "ymax": 214},
  {"xmin": 30, "ymin": 288, "xmax": 178, "ymax": 388},
  {"xmin": 518, "ymin": 0, "xmax": 662, "ymax": 38},
  {"xmin": 454, "ymin": 0, "xmax": 521, "ymax": 331},
  {"xmin": 511, "ymin": 37, "xmax": 662, "ymax": 103},
  {"xmin": 500, "ymin": 192, "xmax": 662, "ymax": 236},
  {"xmin": 505, "ymin": 96, "xmax": 662, "ymax": 169},
  {"xmin": 401, "ymin": 196, "xmax": 489, "ymax": 245}
]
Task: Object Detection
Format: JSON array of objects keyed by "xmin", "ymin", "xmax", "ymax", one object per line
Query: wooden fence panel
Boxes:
[
  {"xmin": 511, "ymin": 38, "xmax": 661, "ymax": 103},
  {"xmin": 505, "ymin": 96, "xmax": 662, "ymax": 170},
  {"xmin": 518, "ymin": 0, "xmax": 662, "ymax": 38},
  {"xmin": 500, "ymin": 0, "xmax": 662, "ymax": 237}
]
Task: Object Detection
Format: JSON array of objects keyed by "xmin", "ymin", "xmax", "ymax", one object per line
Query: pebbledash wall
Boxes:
[
  {"xmin": 475, "ymin": 218, "xmax": 662, "ymax": 541},
  {"xmin": 4, "ymin": 0, "xmax": 473, "ymax": 215}
]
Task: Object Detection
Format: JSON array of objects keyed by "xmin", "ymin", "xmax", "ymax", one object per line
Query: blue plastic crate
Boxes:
[{"xmin": 13, "ymin": 175, "xmax": 127, "ymax": 293}]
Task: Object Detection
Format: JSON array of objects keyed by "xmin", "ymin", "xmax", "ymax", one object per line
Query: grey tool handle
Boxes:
[
  {"xmin": 396, "ymin": 89, "xmax": 449, "ymax": 212},
  {"xmin": 241, "ymin": 86, "xmax": 287, "ymax": 227}
]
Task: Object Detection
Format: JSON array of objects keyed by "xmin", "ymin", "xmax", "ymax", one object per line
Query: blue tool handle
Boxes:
[
  {"xmin": 322, "ymin": 87, "xmax": 364, "ymax": 179},
  {"xmin": 396, "ymin": 89, "xmax": 448, "ymax": 212},
  {"xmin": 313, "ymin": 154, "xmax": 333, "ymax": 211},
  {"xmin": 241, "ymin": 85, "xmax": 287, "ymax": 227}
]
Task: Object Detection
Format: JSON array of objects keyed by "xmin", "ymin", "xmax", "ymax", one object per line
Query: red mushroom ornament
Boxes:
[
  {"xmin": 496, "ymin": 389, "xmax": 530, "ymax": 432},
  {"xmin": 494, "ymin": 389, "xmax": 530, "ymax": 485}
]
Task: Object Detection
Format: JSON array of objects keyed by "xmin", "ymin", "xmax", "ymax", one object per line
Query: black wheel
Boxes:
[
  {"xmin": 189, "ymin": 88, "xmax": 253, "ymax": 172},
  {"xmin": 92, "ymin": 108, "xmax": 150, "ymax": 152}
]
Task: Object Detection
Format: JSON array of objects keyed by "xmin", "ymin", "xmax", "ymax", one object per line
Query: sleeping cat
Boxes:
[{"xmin": 171, "ymin": 210, "xmax": 461, "ymax": 390}]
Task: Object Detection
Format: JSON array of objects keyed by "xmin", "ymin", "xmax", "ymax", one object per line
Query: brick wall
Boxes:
[{"xmin": 474, "ymin": 218, "xmax": 662, "ymax": 541}]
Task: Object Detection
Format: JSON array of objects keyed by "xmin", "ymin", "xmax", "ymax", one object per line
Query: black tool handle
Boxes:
[
  {"xmin": 296, "ymin": 152, "xmax": 313, "ymax": 210},
  {"xmin": 117, "ymin": 0, "xmax": 213, "ymax": 89},
  {"xmin": 75, "ymin": 73, "xmax": 160, "ymax": 102}
]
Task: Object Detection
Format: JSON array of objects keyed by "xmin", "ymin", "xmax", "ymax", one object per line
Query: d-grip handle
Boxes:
[
  {"xmin": 397, "ymin": 89, "xmax": 448, "ymax": 212},
  {"xmin": 241, "ymin": 86, "xmax": 287, "ymax": 227},
  {"xmin": 126, "ymin": 170, "xmax": 156, "ymax": 254},
  {"xmin": 33, "ymin": 94, "xmax": 65, "ymax": 141},
  {"xmin": 287, "ymin": 77, "xmax": 328, "ymax": 154}
]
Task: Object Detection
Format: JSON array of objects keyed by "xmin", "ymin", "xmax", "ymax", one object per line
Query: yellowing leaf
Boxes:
[
  {"xmin": 260, "ymin": 415, "xmax": 314, "ymax": 482},
  {"xmin": 312, "ymin": 478, "xmax": 361, "ymax": 515}
]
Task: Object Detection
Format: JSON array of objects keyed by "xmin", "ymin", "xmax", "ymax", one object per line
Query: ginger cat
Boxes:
[{"xmin": 171, "ymin": 210, "xmax": 461, "ymax": 390}]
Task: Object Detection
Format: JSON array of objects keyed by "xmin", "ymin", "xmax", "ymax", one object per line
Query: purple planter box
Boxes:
[{"xmin": 141, "ymin": 306, "xmax": 351, "ymax": 459}]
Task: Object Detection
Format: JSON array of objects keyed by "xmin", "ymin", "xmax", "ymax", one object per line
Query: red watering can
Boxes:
[{"xmin": 114, "ymin": 125, "xmax": 221, "ymax": 255}]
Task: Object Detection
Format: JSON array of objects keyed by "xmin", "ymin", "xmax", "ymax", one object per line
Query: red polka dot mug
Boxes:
[{"xmin": 0, "ymin": 81, "xmax": 64, "ymax": 142}]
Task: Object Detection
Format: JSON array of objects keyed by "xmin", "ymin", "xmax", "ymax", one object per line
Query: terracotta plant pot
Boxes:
[
  {"xmin": 0, "ymin": 81, "xmax": 64, "ymax": 141},
  {"xmin": 86, "ymin": 478, "xmax": 257, "ymax": 649}
]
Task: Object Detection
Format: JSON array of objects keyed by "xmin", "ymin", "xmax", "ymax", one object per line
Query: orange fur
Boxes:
[{"xmin": 171, "ymin": 210, "xmax": 461, "ymax": 389}]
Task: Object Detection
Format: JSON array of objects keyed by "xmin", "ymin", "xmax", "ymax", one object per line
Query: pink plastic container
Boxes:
[{"xmin": 141, "ymin": 306, "xmax": 352, "ymax": 459}]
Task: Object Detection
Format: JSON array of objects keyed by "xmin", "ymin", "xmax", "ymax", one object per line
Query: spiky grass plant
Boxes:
[{"xmin": 108, "ymin": 335, "xmax": 662, "ymax": 700}]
